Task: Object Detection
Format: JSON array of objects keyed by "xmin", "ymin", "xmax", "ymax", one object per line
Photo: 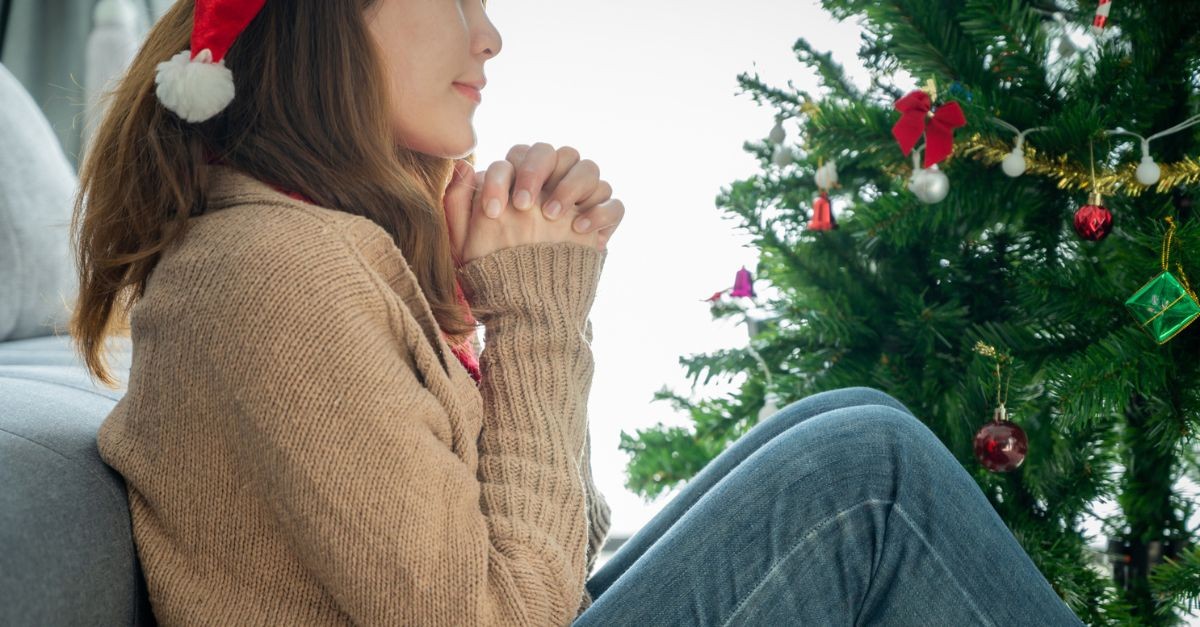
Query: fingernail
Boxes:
[
  {"xmin": 575, "ymin": 218, "xmax": 591, "ymax": 232},
  {"xmin": 486, "ymin": 198, "xmax": 501, "ymax": 218},
  {"xmin": 514, "ymin": 189, "xmax": 531, "ymax": 209},
  {"xmin": 545, "ymin": 200, "xmax": 562, "ymax": 218}
]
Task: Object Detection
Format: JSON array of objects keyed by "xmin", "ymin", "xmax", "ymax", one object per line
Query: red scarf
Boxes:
[{"xmin": 243, "ymin": 175, "xmax": 482, "ymax": 384}]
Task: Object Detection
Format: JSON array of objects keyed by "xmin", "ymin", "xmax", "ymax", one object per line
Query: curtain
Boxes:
[{"xmin": 0, "ymin": 0, "xmax": 169, "ymax": 172}]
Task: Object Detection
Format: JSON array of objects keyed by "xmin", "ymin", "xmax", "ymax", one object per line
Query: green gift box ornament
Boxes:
[{"xmin": 1124, "ymin": 217, "xmax": 1200, "ymax": 345}]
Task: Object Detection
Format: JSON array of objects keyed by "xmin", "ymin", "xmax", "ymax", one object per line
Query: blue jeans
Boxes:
[{"xmin": 573, "ymin": 387, "xmax": 1084, "ymax": 626}]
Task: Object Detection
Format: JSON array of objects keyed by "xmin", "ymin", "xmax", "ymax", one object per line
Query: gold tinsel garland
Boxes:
[
  {"xmin": 795, "ymin": 97, "xmax": 1200, "ymax": 197},
  {"xmin": 958, "ymin": 133, "xmax": 1200, "ymax": 198}
]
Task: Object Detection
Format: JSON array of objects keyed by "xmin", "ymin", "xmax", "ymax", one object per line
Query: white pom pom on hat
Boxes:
[
  {"xmin": 154, "ymin": 0, "xmax": 269, "ymax": 123},
  {"xmin": 156, "ymin": 48, "xmax": 235, "ymax": 122}
]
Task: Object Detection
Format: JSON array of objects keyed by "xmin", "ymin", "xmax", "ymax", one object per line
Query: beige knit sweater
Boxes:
[{"xmin": 97, "ymin": 165, "xmax": 612, "ymax": 625}]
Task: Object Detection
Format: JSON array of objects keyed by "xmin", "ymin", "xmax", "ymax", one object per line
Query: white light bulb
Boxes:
[
  {"xmin": 1001, "ymin": 149, "xmax": 1027, "ymax": 177},
  {"xmin": 1136, "ymin": 155, "xmax": 1161, "ymax": 186}
]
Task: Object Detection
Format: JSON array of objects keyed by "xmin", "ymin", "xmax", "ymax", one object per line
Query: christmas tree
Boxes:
[{"xmin": 618, "ymin": 1, "xmax": 1200, "ymax": 624}]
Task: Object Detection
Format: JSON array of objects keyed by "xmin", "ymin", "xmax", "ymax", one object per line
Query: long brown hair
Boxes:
[{"xmin": 70, "ymin": 0, "xmax": 495, "ymax": 388}]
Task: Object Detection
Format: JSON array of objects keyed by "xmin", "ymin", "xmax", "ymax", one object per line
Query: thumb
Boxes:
[{"xmin": 443, "ymin": 160, "xmax": 475, "ymax": 265}]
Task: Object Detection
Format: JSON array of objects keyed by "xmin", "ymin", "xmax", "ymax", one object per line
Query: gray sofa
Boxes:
[{"xmin": 0, "ymin": 61, "xmax": 155, "ymax": 625}]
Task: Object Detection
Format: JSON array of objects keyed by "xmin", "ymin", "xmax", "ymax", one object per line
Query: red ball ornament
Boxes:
[
  {"xmin": 1074, "ymin": 192, "xmax": 1112, "ymax": 241},
  {"xmin": 973, "ymin": 406, "xmax": 1028, "ymax": 472}
]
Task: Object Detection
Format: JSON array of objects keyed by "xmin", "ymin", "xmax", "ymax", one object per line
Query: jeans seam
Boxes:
[
  {"xmin": 888, "ymin": 502, "xmax": 996, "ymax": 627},
  {"xmin": 720, "ymin": 498, "xmax": 894, "ymax": 627}
]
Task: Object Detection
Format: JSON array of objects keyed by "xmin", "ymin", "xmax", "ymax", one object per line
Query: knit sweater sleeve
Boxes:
[
  {"xmin": 456, "ymin": 241, "xmax": 609, "ymax": 620},
  {"xmin": 582, "ymin": 428, "xmax": 612, "ymax": 576},
  {"xmin": 219, "ymin": 222, "xmax": 607, "ymax": 626},
  {"xmin": 577, "ymin": 427, "xmax": 612, "ymax": 614}
]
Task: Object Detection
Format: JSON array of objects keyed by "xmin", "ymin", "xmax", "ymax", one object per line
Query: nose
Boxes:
[{"xmin": 474, "ymin": 13, "xmax": 502, "ymax": 58}]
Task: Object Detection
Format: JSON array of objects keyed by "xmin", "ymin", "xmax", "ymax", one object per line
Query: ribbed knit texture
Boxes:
[{"xmin": 96, "ymin": 165, "xmax": 612, "ymax": 625}]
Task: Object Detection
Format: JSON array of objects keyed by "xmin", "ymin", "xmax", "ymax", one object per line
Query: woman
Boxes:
[{"xmin": 69, "ymin": 0, "xmax": 1084, "ymax": 625}]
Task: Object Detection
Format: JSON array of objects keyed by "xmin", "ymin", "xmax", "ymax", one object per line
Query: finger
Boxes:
[
  {"xmin": 536, "ymin": 147, "xmax": 580, "ymax": 219},
  {"xmin": 443, "ymin": 159, "xmax": 474, "ymax": 220},
  {"xmin": 543, "ymin": 158, "xmax": 600, "ymax": 221},
  {"xmin": 470, "ymin": 170, "xmax": 487, "ymax": 218},
  {"xmin": 505, "ymin": 144, "xmax": 530, "ymax": 164},
  {"xmin": 575, "ymin": 178, "xmax": 612, "ymax": 212},
  {"xmin": 511, "ymin": 142, "xmax": 558, "ymax": 210},
  {"xmin": 565, "ymin": 219, "xmax": 603, "ymax": 252},
  {"xmin": 442, "ymin": 160, "xmax": 476, "ymax": 265},
  {"xmin": 544, "ymin": 145, "xmax": 580, "ymax": 191},
  {"xmin": 480, "ymin": 160, "xmax": 515, "ymax": 218},
  {"xmin": 596, "ymin": 220, "xmax": 619, "ymax": 252},
  {"xmin": 573, "ymin": 197, "xmax": 624, "ymax": 235}
]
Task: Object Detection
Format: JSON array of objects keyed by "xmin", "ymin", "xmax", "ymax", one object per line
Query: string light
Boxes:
[
  {"xmin": 991, "ymin": 118, "xmax": 1051, "ymax": 177},
  {"xmin": 959, "ymin": 134, "xmax": 1200, "ymax": 197},
  {"xmin": 1104, "ymin": 113, "xmax": 1200, "ymax": 186},
  {"xmin": 795, "ymin": 98, "xmax": 1200, "ymax": 199}
]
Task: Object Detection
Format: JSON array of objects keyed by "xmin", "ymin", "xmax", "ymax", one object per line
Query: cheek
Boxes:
[
  {"xmin": 374, "ymin": 48, "xmax": 419, "ymax": 136},
  {"xmin": 369, "ymin": 23, "xmax": 422, "ymax": 110},
  {"xmin": 385, "ymin": 69, "xmax": 429, "ymax": 141}
]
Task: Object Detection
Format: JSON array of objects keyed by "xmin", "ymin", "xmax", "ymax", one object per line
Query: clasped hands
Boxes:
[{"xmin": 443, "ymin": 142, "xmax": 624, "ymax": 268}]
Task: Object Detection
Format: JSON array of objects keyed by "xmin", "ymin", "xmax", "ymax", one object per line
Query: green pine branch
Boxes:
[{"xmin": 624, "ymin": 0, "xmax": 1200, "ymax": 620}]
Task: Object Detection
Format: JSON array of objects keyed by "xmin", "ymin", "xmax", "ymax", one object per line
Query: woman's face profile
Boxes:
[{"xmin": 365, "ymin": 0, "xmax": 502, "ymax": 159}]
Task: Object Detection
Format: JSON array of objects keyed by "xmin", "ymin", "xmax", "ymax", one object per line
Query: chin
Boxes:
[
  {"xmin": 446, "ymin": 128, "xmax": 479, "ymax": 159},
  {"xmin": 405, "ymin": 133, "xmax": 477, "ymax": 160},
  {"xmin": 408, "ymin": 141, "xmax": 472, "ymax": 159},
  {"xmin": 442, "ymin": 143, "xmax": 477, "ymax": 160}
]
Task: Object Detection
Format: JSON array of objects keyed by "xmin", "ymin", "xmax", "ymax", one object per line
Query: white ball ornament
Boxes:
[
  {"xmin": 814, "ymin": 160, "xmax": 839, "ymax": 190},
  {"xmin": 1057, "ymin": 36, "xmax": 1079, "ymax": 59},
  {"xmin": 1136, "ymin": 154, "xmax": 1161, "ymax": 186},
  {"xmin": 758, "ymin": 392, "xmax": 781, "ymax": 423},
  {"xmin": 772, "ymin": 144, "xmax": 794, "ymax": 167},
  {"xmin": 1001, "ymin": 148, "xmax": 1027, "ymax": 177},
  {"xmin": 769, "ymin": 120, "xmax": 786, "ymax": 145},
  {"xmin": 909, "ymin": 166, "xmax": 950, "ymax": 204}
]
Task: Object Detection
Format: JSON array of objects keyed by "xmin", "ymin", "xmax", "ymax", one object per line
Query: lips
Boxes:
[{"xmin": 454, "ymin": 83, "xmax": 482, "ymax": 103}]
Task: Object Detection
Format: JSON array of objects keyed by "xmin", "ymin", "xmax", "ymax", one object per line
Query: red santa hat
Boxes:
[{"xmin": 154, "ymin": 0, "xmax": 269, "ymax": 123}]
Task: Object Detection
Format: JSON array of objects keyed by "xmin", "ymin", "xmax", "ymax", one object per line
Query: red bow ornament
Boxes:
[{"xmin": 891, "ymin": 89, "xmax": 967, "ymax": 168}]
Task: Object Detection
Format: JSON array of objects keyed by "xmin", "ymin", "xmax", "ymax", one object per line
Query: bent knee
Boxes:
[
  {"xmin": 844, "ymin": 386, "xmax": 909, "ymax": 409},
  {"xmin": 805, "ymin": 403, "xmax": 942, "ymax": 463},
  {"xmin": 791, "ymin": 386, "xmax": 914, "ymax": 417}
]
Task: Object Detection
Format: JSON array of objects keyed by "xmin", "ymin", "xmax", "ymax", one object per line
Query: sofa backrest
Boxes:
[
  {"xmin": 0, "ymin": 335, "xmax": 153, "ymax": 625},
  {"xmin": 0, "ymin": 62, "xmax": 80, "ymax": 342}
]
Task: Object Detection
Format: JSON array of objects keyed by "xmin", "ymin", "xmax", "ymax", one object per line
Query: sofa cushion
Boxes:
[
  {"xmin": 0, "ymin": 332, "xmax": 153, "ymax": 625},
  {"xmin": 0, "ymin": 333, "xmax": 130, "ymax": 371},
  {"xmin": 0, "ymin": 62, "xmax": 80, "ymax": 342}
]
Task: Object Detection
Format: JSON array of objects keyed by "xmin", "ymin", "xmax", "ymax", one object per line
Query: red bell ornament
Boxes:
[
  {"xmin": 808, "ymin": 191, "xmax": 838, "ymax": 231},
  {"xmin": 973, "ymin": 405, "xmax": 1028, "ymax": 472},
  {"xmin": 1074, "ymin": 192, "xmax": 1113, "ymax": 241}
]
